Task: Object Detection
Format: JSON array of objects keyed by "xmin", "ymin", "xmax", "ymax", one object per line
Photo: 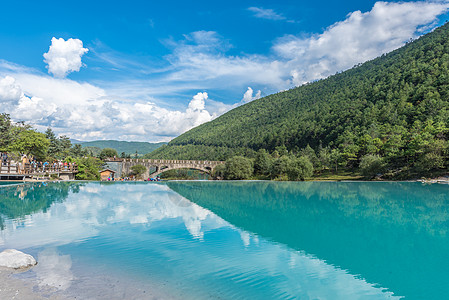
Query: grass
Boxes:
[{"xmin": 311, "ymin": 169, "xmax": 363, "ymax": 181}]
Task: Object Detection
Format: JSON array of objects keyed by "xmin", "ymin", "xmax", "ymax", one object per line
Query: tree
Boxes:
[
  {"xmin": 270, "ymin": 155, "xmax": 291, "ymax": 180},
  {"xmin": 99, "ymin": 148, "xmax": 118, "ymax": 160},
  {"xmin": 70, "ymin": 144, "xmax": 88, "ymax": 158},
  {"xmin": 224, "ymin": 156, "xmax": 253, "ymax": 180},
  {"xmin": 212, "ymin": 164, "xmax": 226, "ymax": 179},
  {"xmin": 45, "ymin": 128, "xmax": 73, "ymax": 159},
  {"xmin": 330, "ymin": 149, "xmax": 345, "ymax": 172},
  {"xmin": 130, "ymin": 164, "xmax": 147, "ymax": 179},
  {"xmin": 286, "ymin": 156, "xmax": 314, "ymax": 181},
  {"xmin": 300, "ymin": 145, "xmax": 318, "ymax": 168},
  {"xmin": 45, "ymin": 127, "xmax": 59, "ymax": 157},
  {"xmin": 0, "ymin": 113, "xmax": 13, "ymax": 151},
  {"xmin": 74, "ymin": 157, "xmax": 102, "ymax": 180},
  {"xmin": 359, "ymin": 154, "xmax": 386, "ymax": 178},
  {"xmin": 414, "ymin": 152, "xmax": 445, "ymax": 173},
  {"xmin": 317, "ymin": 146, "xmax": 331, "ymax": 171},
  {"xmin": 10, "ymin": 129, "xmax": 49, "ymax": 160},
  {"xmin": 254, "ymin": 149, "xmax": 272, "ymax": 176}
]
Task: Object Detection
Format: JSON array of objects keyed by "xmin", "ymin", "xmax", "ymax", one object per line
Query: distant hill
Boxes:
[
  {"xmin": 73, "ymin": 140, "xmax": 167, "ymax": 155},
  {"xmin": 148, "ymin": 23, "xmax": 449, "ymax": 177}
]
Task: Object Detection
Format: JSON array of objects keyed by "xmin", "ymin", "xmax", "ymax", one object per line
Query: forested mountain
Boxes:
[
  {"xmin": 148, "ymin": 23, "xmax": 449, "ymax": 178},
  {"xmin": 73, "ymin": 140, "xmax": 167, "ymax": 156}
]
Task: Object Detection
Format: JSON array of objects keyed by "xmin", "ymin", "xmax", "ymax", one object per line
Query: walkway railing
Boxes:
[{"xmin": 0, "ymin": 162, "xmax": 78, "ymax": 175}]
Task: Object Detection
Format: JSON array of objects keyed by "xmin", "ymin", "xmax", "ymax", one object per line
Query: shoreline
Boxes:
[{"xmin": 1, "ymin": 176, "xmax": 448, "ymax": 184}]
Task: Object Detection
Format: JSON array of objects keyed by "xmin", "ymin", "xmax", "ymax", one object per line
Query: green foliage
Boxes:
[
  {"xmin": 45, "ymin": 128, "xmax": 73, "ymax": 159},
  {"xmin": 150, "ymin": 23, "xmax": 449, "ymax": 178},
  {"xmin": 74, "ymin": 157, "xmax": 103, "ymax": 180},
  {"xmin": 212, "ymin": 164, "xmax": 226, "ymax": 179},
  {"xmin": 414, "ymin": 152, "xmax": 445, "ymax": 173},
  {"xmin": 146, "ymin": 144, "xmax": 256, "ymax": 161},
  {"xmin": 160, "ymin": 169, "xmax": 210, "ymax": 180},
  {"xmin": 270, "ymin": 155, "xmax": 313, "ymax": 181},
  {"xmin": 69, "ymin": 144, "xmax": 88, "ymax": 158},
  {"xmin": 99, "ymin": 148, "xmax": 118, "ymax": 160},
  {"xmin": 359, "ymin": 154, "xmax": 386, "ymax": 178},
  {"xmin": 10, "ymin": 129, "xmax": 49, "ymax": 160},
  {"xmin": 224, "ymin": 156, "xmax": 253, "ymax": 180},
  {"xmin": 254, "ymin": 149, "xmax": 272, "ymax": 175},
  {"xmin": 84, "ymin": 146, "xmax": 102, "ymax": 157},
  {"xmin": 288, "ymin": 156, "xmax": 314, "ymax": 181},
  {"xmin": 130, "ymin": 164, "xmax": 147, "ymax": 178},
  {"xmin": 75, "ymin": 140, "xmax": 167, "ymax": 156},
  {"xmin": 0, "ymin": 113, "xmax": 13, "ymax": 151}
]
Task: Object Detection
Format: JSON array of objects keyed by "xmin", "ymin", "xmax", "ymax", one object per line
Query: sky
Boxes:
[{"xmin": 0, "ymin": 0, "xmax": 448, "ymax": 142}]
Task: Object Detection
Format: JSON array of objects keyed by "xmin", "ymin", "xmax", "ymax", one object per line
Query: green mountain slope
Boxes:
[
  {"xmin": 74, "ymin": 140, "xmax": 167, "ymax": 155},
  {"xmin": 148, "ymin": 24, "xmax": 449, "ymax": 176}
]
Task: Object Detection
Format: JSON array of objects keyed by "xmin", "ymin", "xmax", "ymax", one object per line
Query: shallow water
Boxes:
[{"xmin": 0, "ymin": 181, "xmax": 448, "ymax": 299}]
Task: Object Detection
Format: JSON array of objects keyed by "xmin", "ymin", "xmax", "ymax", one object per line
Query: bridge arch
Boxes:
[
  {"xmin": 148, "ymin": 166, "xmax": 212, "ymax": 178},
  {"xmin": 114, "ymin": 158, "xmax": 225, "ymax": 179}
]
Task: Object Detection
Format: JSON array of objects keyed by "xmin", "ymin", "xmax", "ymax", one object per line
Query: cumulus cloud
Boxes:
[
  {"xmin": 273, "ymin": 1, "xmax": 449, "ymax": 85},
  {"xmin": 188, "ymin": 91, "xmax": 207, "ymax": 110},
  {"xmin": 0, "ymin": 75, "xmax": 58, "ymax": 123},
  {"xmin": 0, "ymin": 76, "xmax": 22, "ymax": 102},
  {"xmin": 43, "ymin": 37, "xmax": 89, "ymax": 78},
  {"xmin": 248, "ymin": 7, "xmax": 286, "ymax": 20},
  {"xmin": 242, "ymin": 87, "xmax": 261, "ymax": 104},
  {"xmin": 0, "ymin": 72, "xmax": 214, "ymax": 141}
]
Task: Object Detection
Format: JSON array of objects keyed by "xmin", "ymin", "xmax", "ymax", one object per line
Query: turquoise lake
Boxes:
[{"xmin": 0, "ymin": 181, "xmax": 448, "ymax": 299}]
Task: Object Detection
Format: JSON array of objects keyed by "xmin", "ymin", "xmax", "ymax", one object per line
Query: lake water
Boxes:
[{"xmin": 0, "ymin": 181, "xmax": 448, "ymax": 299}]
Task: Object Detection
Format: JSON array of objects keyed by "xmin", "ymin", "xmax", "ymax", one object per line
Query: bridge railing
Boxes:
[{"xmin": 117, "ymin": 158, "xmax": 224, "ymax": 165}]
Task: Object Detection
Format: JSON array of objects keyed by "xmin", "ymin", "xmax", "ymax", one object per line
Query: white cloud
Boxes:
[
  {"xmin": 43, "ymin": 37, "xmax": 89, "ymax": 78},
  {"xmin": 242, "ymin": 87, "xmax": 261, "ymax": 104},
  {"xmin": 273, "ymin": 1, "xmax": 449, "ymax": 85},
  {"xmin": 188, "ymin": 91, "xmax": 207, "ymax": 110},
  {"xmin": 159, "ymin": 1, "xmax": 449, "ymax": 93},
  {"xmin": 0, "ymin": 72, "xmax": 215, "ymax": 141},
  {"xmin": 248, "ymin": 7, "xmax": 286, "ymax": 20},
  {"xmin": 0, "ymin": 76, "xmax": 22, "ymax": 102}
]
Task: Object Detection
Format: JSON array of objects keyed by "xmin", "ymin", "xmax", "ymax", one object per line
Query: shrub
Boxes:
[
  {"xmin": 359, "ymin": 154, "xmax": 386, "ymax": 178},
  {"xmin": 130, "ymin": 164, "xmax": 147, "ymax": 179},
  {"xmin": 224, "ymin": 156, "xmax": 253, "ymax": 180}
]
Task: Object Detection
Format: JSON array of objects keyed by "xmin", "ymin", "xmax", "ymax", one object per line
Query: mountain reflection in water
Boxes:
[{"xmin": 167, "ymin": 181, "xmax": 449, "ymax": 300}]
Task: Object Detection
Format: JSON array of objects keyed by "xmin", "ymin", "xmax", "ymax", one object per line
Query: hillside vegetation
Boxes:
[
  {"xmin": 148, "ymin": 23, "xmax": 449, "ymax": 179},
  {"xmin": 74, "ymin": 140, "xmax": 167, "ymax": 156}
]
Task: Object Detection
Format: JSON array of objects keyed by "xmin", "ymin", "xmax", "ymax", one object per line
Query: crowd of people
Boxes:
[{"xmin": 0, "ymin": 152, "xmax": 77, "ymax": 174}]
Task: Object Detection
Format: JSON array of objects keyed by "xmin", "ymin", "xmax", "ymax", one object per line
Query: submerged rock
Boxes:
[{"xmin": 0, "ymin": 249, "xmax": 37, "ymax": 269}]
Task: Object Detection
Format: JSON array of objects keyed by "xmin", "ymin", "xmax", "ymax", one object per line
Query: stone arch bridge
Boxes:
[{"xmin": 106, "ymin": 158, "xmax": 224, "ymax": 178}]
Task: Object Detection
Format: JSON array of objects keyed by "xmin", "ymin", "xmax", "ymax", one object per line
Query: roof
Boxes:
[{"xmin": 99, "ymin": 169, "xmax": 116, "ymax": 173}]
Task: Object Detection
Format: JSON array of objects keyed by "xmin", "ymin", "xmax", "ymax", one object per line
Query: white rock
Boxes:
[{"xmin": 0, "ymin": 249, "xmax": 37, "ymax": 269}]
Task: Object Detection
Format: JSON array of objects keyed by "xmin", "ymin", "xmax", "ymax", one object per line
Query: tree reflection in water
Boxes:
[
  {"xmin": 167, "ymin": 181, "xmax": 449, "ymax": 300},
  {"xmin": 0, "ymin": 182, "xmax": 84, "ymax": 229}
]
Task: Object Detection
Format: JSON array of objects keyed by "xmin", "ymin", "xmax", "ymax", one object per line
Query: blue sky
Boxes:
[{"xmin": 0, "ymin": 0, "xmax": 448, "ymax": 141}]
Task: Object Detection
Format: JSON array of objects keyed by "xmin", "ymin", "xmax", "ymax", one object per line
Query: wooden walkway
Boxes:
[{"xmin": 0, "ymin": 162, "xmax": 78, "ymax": 179}]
